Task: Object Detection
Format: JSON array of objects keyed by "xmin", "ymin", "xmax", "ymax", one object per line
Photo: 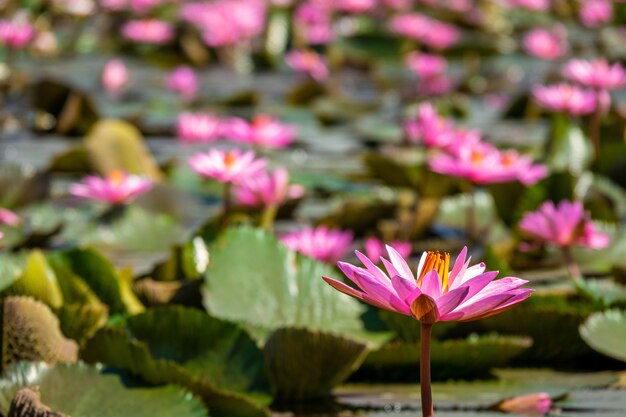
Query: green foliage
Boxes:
[
  {"xmin": 580, "ymin": 309, "xmax": 626, "ymax": 363},
  {"xmin": 546, "ymin": 114, "xmax": 593, "ymax": 176}
]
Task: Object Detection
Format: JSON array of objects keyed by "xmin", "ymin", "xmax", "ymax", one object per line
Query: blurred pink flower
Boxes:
[
  {"xmin": 293, "ymin": 2, "xmax": 334, "ymax": 45},
  {"xmin": 0, "ymin": 208, "xmax": 20, "ymax": 227},
  {"xmin": 406, "ymin": 52, "xmax": 447, "ymax": 78},
  {"xmin": 281, "ymin": 225, "xmax": 353, "ymax": 263},
  {"xmin": 532, "ymin": 83, "xmax": 597, "ymax": 116},
  {"xmin": 523, "ymin": 26, "xmax": 567, "ymax": 60},
  {"xmin": 519, "ymin": 200, "xmax": 610, "ymax": 249},
  {"xmin": 497, "ymin": 392, "xmax": 552, "ymax": 415},
  {"xmin": 429, "ymin": 141, "xmax": 548, "ymax": 185},
  {"xmin": 505, "ymin": 0, "xmax": 551, "ymax": 11},
  {"xmin": 188, "ymin": 149, "xmax": 267, "ymax": 184},
  {"xmin": 562, "ymin": 59, "xmax": 626, "ymax": 91},
  {"xmin": 323, "ymin": 245, "xmax": 533, "ymax": 323},
  {"xmin": 337, "ymin": 0, "xmax": 377, "ymax": 13},
  {"xmin": 389, "ymin": 13, "xmax": 460, "ymax": 50},
  {"xmin": 285, "ymin": 49, "xmax": 329, "ymax": 82},
  {"xmin": 223, "ymin": 115, "xmax": 296, "ymax": 148},
  {"xmin": 235, "ymin": 167, "xmax": 304, "ymax": 208},
  {"xmin": 364, "ymin": 237, "xmax": 412, "ymax": 262},
  {"xmin": 382, "ymin": 0, "xmax": 413, "ymax": 10},
  {"xmin": 121, "ymin": 19, "xmax": 174, "ymax": 45},
  {"xmin": 166, "ymin": 66, "xmax": 199, "ymax": 101},
  {"xmin": 176, "ymin": 112, "xmax": 222, "ymax": 143},
  {"xmin": 0, "ymin": 18, "xmax": 34, "ymax": 49},
  {"xmin": 404, "ymin": 103, "xmax": 480, "ymax": 149},
  {"xmin": 70, "ymin": 170, "xmax": 153, "ymax": 205},
  {"xmin": 102, "ymin": 59, "xmax": 129, "ymax": 98},
  {"xmin": 579, "ymin": 0, "xmax": 612, "ymax": 28}
]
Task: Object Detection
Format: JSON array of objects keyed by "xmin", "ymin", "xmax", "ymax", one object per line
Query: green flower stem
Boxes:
[
  {"xmin": 420, "ymin": 322, "xmax": 434, "ymax": 417},
  {"xmin": 562, "ymin": 246, "xmax": 582, "ymax": 280},
  {"xmin": 260, "ymin": 205, "xmax": 278, "ymax": 232},
  {"xmin": 221, "ymin": 183, "xmax": 232, "ymax": 228}
]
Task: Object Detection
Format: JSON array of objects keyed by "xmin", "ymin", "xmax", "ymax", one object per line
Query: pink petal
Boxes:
[
  {"xmin": 420, "ymin": 269, "xmax": 442, "ymax": 298},
  {"xmin": 435, "ymin": 286, "xmax": 469, "ymax": 317}
]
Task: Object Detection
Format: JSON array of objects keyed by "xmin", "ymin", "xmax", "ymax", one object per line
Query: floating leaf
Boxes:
[
  {"xmin": 0, "ymin": 362, "xmax": 207, "ymax": 417},
  {"xmin": 580, "ymin": 309, "xmax": 626, "ymax": 363},
  {"xmin": 5, "ymin": 251, "xmax": 63, "ymax": 309},
  {"xmin": 1, "ymin": 297, "xmax": 78, "ymax": 373}
]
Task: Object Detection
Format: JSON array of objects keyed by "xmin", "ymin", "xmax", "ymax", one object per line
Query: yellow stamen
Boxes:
[
  {"xmin": 224, "ymin": 152, "xmax": 237, "ymax": 167},
  {"xmin": 417, "ymin": 251, "xmax": 451, "ymax": 291},
  {"xmin": 108, "ymin": 169, "xmax": 126, "ymax": 186},
  {"xmin": 470, "ymin": 150, "xmax": 484, "ymax": 163}
]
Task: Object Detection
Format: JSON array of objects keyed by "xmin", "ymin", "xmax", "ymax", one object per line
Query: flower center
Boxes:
[
  {"xmin": 224, "ymin": 152, "xmax": 237, "ymax": 167},
  {"xmin": 108, "ymin": 169, "xmax": 126, "ymax": 186},
  {"xmin": 417, "ymin": 251, "xmax": 450, "ymax": 291},
  {"xmin": 253, "ymin": 115, "xmax": 272, "ymax": 127},
  {"xmin": 470, "ymin": 150, "xmax": 484, "ymax": 164},
  {"xmin": 501, "ymin": 152, "xmax": 516, "ymax": 166}
]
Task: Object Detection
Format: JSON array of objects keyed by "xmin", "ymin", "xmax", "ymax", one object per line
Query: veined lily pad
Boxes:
[
  {"xmin": 0, "ymin": 362, "xmax": 207, "ymax": 417},
  {"xmin": 580, "ymin": 309, "xmax": 626, "ymax": 363},
  {"xmin": 81, "ymin": 306, "xmax": 270, "ymax": 417}
]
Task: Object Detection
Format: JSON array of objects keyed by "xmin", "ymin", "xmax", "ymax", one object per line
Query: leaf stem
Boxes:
[
  {"xmin": 420, "ymin": 322, "xmax": 434, "ymax": 417},
  {"xmin": 561, "ymin": 246, "xmax": 582, "ymax": 280}
]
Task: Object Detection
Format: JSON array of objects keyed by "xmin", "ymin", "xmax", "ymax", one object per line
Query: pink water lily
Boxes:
[
  {"xmin": 70, "ymin": 170, "xmax": 153, "ymax": 205},
  {"xmin": 166, "ymin": 66, "xmax": 199, "ymax": 102},
  {"xmin": 579, "ymin": 0, "xmax": 612, "ymax": 28},
  {"xmin": 523, "ymin": 26, "xmax": 567, "ymax": 60},
  {"xmin": 404, "ymin": 103, "xmax": 480, "ymax": 149},
  {"xmin": 532, "ymin": 83, "xmax": 597, "ymax": 116},
  {"xmin": 0, "ymin": 18, "xmax": 34, "ymax": 49},
  {"xmin": 285, "ymin": 49, "xmax": 329, "ymax": 82},
  {"xmin": 562, "ymin": 59, "xmax": 626, "ymax": 91},
  {"xmin": 176, "ymin": 112, "xmax": 222, "ymax": 143},
  {"xmin": 188, "ymin": 149, "xmax": 266, "ymax": 185},
  {"xmin": 121, "ymin": 19, "xmax": 174, "ymax": 44},
  {"xmin": 102, "ymin": 59, "xmax": 129, "ymax": 98},
  {"xmin": 405, "ymin": 52, "xmax": 448, "ymax": 79},
  {"xmin": 324, "ymin": 246, "xmax": 533, "ymax": 324},
  {"xmin": 223, "ymin": 115, "xmax": 296, "ymax": 148},
  {"xmin": 497, "ymin": 392, "xmax": 552, "ymax": 416},
  {"xmin": 0, "ymin": 208, "xmax": 20, "ymax": 227},
  {"xmin": 235, "ymin": 167, "xmax": 304, "ymax": 208},
  {"xmin": 281, "ymin": 226, "xmax": 353, "ymax": 264}
]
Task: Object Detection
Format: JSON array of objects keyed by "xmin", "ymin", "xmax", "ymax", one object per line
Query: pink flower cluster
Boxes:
[
  {"xmin": 285, "ymin": 50, "xmax": 329, "ymax": 82},
  {"xmin": 281, "ymin": 225, "xmax": 353, "ymax": 263},
  {"xmin": 181, "ymin": 0, "xmax": 266, "ymax": 47},
  {"xmin": 177, "ymin": 113, "xmax": 296, "ymax": 148},
  {"xmin": 562, "ymin": 58, "xmax": 626, "ymax": 111},
  {"xmin": 519, "ymin": 200, "xmax": 610, "ymax": 250},
  {"xmin": 121, "ymin": 19, "xmax": 174, "ymax": 45},
  {"xmin": 532, "ymin": 83, "xmax": 597, "ymax": 116},
  {"xmin": 188, "ymin": 149, "xmax": 267, "ymax": 185},
  {"xmin": 388, "ymin": 13, "xmax": 460, "ymax": 50},
  {"xmin": 235, "ymin": 167, "xmax": 304, "ymax": 208},
  {"xmin": 523, "ymin": 25, "xmax": 568, "ymax": 60},
  {"xmin": 404, "ymin": 103, "xmax": 479, "ymax": 149},
  {"xmin": 293, "ymin": 2, "xmax": 335, "ymax": 45},
  {"xmin": 166, "ymin": 66, "xmax": 199, "ymax": 102},
  {"xmin": 70, "ymin": 170, "xmax": 153, "ymax": 205},
  {"xmin": 405, "ymin": 52, "xmax": 454, "ymax": 96},
  {"xmin": 0, "ymin": 18, "xmax": 34, "ymax": 50}
]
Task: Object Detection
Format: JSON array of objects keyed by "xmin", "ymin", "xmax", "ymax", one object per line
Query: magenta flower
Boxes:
[
  {"xmin": 364, "ymin": 237, "xmax": 411, "ymax": 262},
  {"xmin": 121, "ymin": 19, "xmax": 174, "ymax": 45},
  {"xmin": 223, "ymin": 115, "xmax": 296, "ymax": 148},
  {"xmin": 405, "ymin": 52, "xmax": 447, "ymax": 79},
  {"xmin": 519, "ymin": 200, "xmax": 610, "ymax": 250},
  {"xmin": 0, "ymin": 208, "xmax": 20, "ymax": 227},
  {"xmin": 234, "ymin": 167, "xmax": 304, "ymax": 208},
  {"xmin": 429, "ymin": 141, "xmax": 548, "ymax": 186},
  {"xmin": 523, "ymin": 26, "xmax": 567, "ymax": 60},
  {"xmin": 281, "ymin": 226, "xmax": 353, "ymax": 264},
  {"xmin": 293, "ymin": 2, "xmax": 334, "ymax": 45},
  {"xmin": 404, "ymin": 104, "xmax": 481, "ymax": 149},
  {"xmin": 497, "ymin": 392, "xmax": 552, "ymax": 415},
  {"xmin": 579, "ymin": 0, "xmax": 612, "ymax": 28},
  {"xmin": 285, "ymin": 50, "xmax": 329, "ymax": 82},
  {"xmin": 188, "ymin": 149, "xmax": 266, "ymax": 185},
  {"xmin": 336, "ymin": 0, "xmax": 376, "ymax": 13},
  {"xmin": 166, "ymin": 66, "xmax": 199, "ymax": 102},
  {"xmin": 101, "ymin": 59, "xmax": 129, "ymax": 98},
  {"xmin": 70, "ymin": 170, "xmax": 153, "ymax": 205},
  {"xmin": 323, "ymin": 245, "xmax": 533, "ymax": 323},
  {"xmin": 562, "ymin": 59, "xmax": 626, "ymax": 91},
  {"xmin": 0, "ymin": 18, "xmax": 34, "ymax": 49},
  {"xmin": 176, "ymin": 112, "xmax": 222, "ymax": 144},
  {"xmin": 532, "ymin": 83, "xmax": 597, "ymax": 116},
  {"xmin": 389, "ymin": 13, "xmax": 460, "ymax": 50}
]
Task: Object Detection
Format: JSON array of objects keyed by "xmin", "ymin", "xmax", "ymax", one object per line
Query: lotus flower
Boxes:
[
  {"xmin": 404, "ymin": 103, "xmax": 479, "ymax": 148},
  {"xmin": 70, "ymin": 170, "xmax": 153, "ymax": 205},
  {"xmin": 102, "ymin": 59, "xmax": 129, "ymax": 98},
  {"xmin": 176, "ymin": 112, "xmax": 222, "ymax": 143},
  {"xmin": 188, "ymin": 149, "xmax": 266, "ymax": 185},
  {"xmin": 0, "ymin": 208, "xmax": 20, "ymax": 227},
  {"xmin": 0, "ymin": 18, "xmax": 34, "ymax": 49},
  {"xmin": 285, "ymin": 49, "xmax": 329, "ymax": 82},
  {"xmin": 166, "ymin": 66, "xmax": 199, "ymax": 102},
  {"xmin": 429, "ymin": 141, "xmax": 548, "ymax": 186},
  {"xmin": 405, "ymin": 52, "xmax": 447, "ymax": 79},
  {"xmin": 364, "ymin": 237, "xmax": 411, "ymax": 262},
  {"xmin": 293, "ymin": 2, "xmax": 334, "ymax": 45},
  {"xmin": 281, "ymin": 226, "xmax": 353, "ymax": 264},
  {"xmin": 532, "ymin": 83, "xmax": 597, "ymax": 116},
  {"xmin": 579, "ymin": 0, "xmax": 612, "ymax": 28},
  {"xmin": 497, "ymin": 392, "xmax": 552, "ymax": 416},
  {"xmin": 562, "ymin": 59, "xmax": 626, "ymax": 91},
  {"xmin": 523, "ymin": 26, "xmax": 567, "ymax": 60},
  {"xmin": 223, "ymin": 115, "xmax": 296, "ymax": 148},
  {"xmin": 519, "ymin": 200, "xmax": 610, "ymax": 250},
  {"xmin": 121, "ymin": 19, "xmax": 174, "ymax": 44},
  {"xmin": 389, "ymin": 13, "xmax": 460, "ymax": 50},
  {"xmin": 235, "ymin": 167, "xmax": 304, "ymax": 208},
  {"xmin": 323, "ymin": 245, "xmax": 533, "ymax": 323}
]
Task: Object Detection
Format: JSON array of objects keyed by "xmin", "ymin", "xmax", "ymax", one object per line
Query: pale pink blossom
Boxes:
[
  {"xmin": 51, "ymin": 0, "xmax": 96, "ymax": 16},
  {"xmin": 223, "ymin": 115, "xmax": 296, "ymax": 148},
  {"xmin": 281, "ymin": 226, "xmax": 353, "ymax": 263},
  {"xmin": 519, "ymin": 200, "xmax": 610, "ymax": 249},
  {"xmin": 429, "ymin": 141, "xmax": 548, "ymax": 185},
  {"xmin": 532, "ymin": 83, "xmax": 597, "ymax": 116},
  {"xmin": 70, "ymin": 170, "xmax": 153, "ymax": 205},
  {"xmin": 389, "ymin": 13, "xmax": 460, "ymax": 50},
  {"xmin": 404, "ymin": 103, "xmax": 480, "ymax": 149},
  {"xmin": 235, "ymin": 167, "xmax": 304, "ymax": 208},
  {"xmin": 166, "ymin": 66, "xmax": 199, "ymax": 102},
  {"xmin": 176, "ymin": 112, "xmax": 222, "ymax": 143},
  {"xmin": 497, "ymin": 392, "xmax": 552, "ymax": 415},
  {"xmin": 0, "ymin": 208, "xmax": 20, "ymax": 227},
  {"xmin": 285, "ymin": 50, "xmax": 329, "ymax": 82},
  {"xmin": 523, "ymin": 26, "xmax": 567, "ymax": 60},
  {"xmin": 323, "ymin": 246, "xmax": 533, "ymax": 323},
  {"xmin": 562, "ymin": 59, "xmax": 626, "ymax": 91},
  {"xmin": 121, "ymin": 19, "xmax": 174, "ymax": 45},
  {"xmin": 579, "ymin": 0, "xmax": 612, "ymax": 28},
  {"xmin": 102, "ymin": 59, "xmax": 129, "ymax": 98},
  {"xmin": 188, "ymin": 149, "xmax": 267, "ymax": 184},
  {"xmin": 0, "ymin": 19, "xmax": 34, "ymax": 49},
  {"xmin": 293, "ymin": 2, "xmax": 334, "ymax": 45},
  {"xmin": 364, "ymin": 237, "xmax": 412, "ymax": 262},
  {"xmin": 405, "ymin": 52, "xmax": 447, "ymax": 78}
]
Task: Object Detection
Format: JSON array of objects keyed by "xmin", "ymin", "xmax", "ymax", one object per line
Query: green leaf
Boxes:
[
  {"xmin": 5, "ymin": 251, "xmax": 63, "ymax": 309},
  {"xmin": 0, "ymin": 252, "xmax": 27, "ymax": 293},
  {"xmin": 580, "ymin": 309, "xmax": 626, "ymax": 362},
  {"xmin": 0, "ymin": 362, "xmax": 207, "ymax": 417},
  {"xmin": 1, "ymin": 297, "xmax": 78, "ymax": 373},
  {"xmin": 546, "ymin": 115, "xmax": 593, "ymax": 176}
]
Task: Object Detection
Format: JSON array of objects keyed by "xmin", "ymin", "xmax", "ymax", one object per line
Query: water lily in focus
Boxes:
[
  {"xmin": 285, "ymin": 49, "xmax": 329, "ymax": 82},
  {"xmin": 70, "ymin": 170, "xmax": 153, "ymax": 205},
  {"xmin": 281, "ymin": 226, "xmax": 353, "ymax": 264},
  {"xmin": 102, "ymin": 58, "xmax": 129, "ymax": 98},
  {"xmin": 223, "ymin": 115, "xmax": 296, "ymax": 148},
  {"xmin": 323, "ymin": 245, "xmax": 533, "ymax": 417},
  {"xmin": 166, "ymin": 66, "xmax": 199, "ymax": 102}
]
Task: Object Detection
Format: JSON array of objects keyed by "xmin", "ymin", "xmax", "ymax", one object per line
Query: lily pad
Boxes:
[
  {"xmin": 580, "ymin": 309, "xmax": 626, "ymax": 363},
  {"xmin": 0, "ymin": 362, "xmax": 207, "ymax": 417}
]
